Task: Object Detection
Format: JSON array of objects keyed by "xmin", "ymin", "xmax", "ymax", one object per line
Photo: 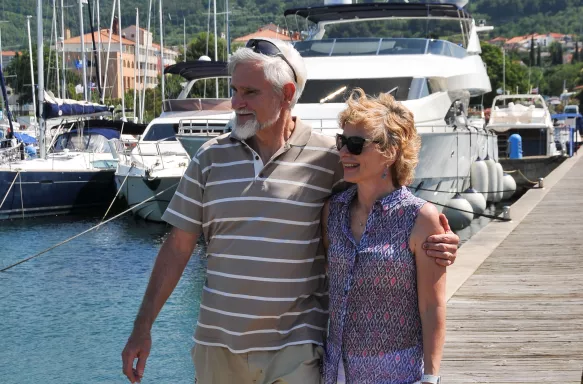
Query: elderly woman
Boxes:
[{"xmin": 322, "ymin": 89, "xmax": 446, "ymax": 384}]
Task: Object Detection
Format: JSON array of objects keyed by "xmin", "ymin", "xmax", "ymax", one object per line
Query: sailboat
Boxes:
[{"xmin": 0, "ymin": 0, "xmax": 147, "ymax": 220}]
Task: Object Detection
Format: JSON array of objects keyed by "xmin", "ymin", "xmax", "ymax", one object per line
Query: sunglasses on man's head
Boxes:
[
  {"xmin": 245, "ymin": 39, "xmax": 298, "ymax": 83},
  {"xmin": 336, "ymin": 134, "xmax": 379, "ymax": 155}
]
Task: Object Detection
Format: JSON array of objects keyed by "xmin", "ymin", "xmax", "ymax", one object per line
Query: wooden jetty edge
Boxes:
[{"xmin": 441, "ymin": 153, "xmax": 583, "ymax": 383}]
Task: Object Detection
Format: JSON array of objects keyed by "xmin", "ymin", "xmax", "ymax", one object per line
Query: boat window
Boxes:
[
  {"xmin": 53, "ymin": 133, "xmax": 116, "ymax": 153},
  {"xmin": 294, "ymin": 37, "xmax": 465, "ymax": 58},
  {"xmin": 298, "ymin": 77, "xmax": 413, "ymax": 104},
  {"xmin": 142, "ymin": 123, "xmax": 179, "ymax": 142}
]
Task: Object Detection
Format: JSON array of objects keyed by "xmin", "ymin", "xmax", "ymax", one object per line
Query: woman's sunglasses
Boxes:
[
  {"xmin": 336, "ymin": 134, "xmax": 379, "ymax": 155},
  {"xmin": 245, "ymin": 39, "xmax": 298, "ymax": 83}
]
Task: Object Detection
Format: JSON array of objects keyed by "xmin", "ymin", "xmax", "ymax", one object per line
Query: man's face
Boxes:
[{"xmin": 230, "ymin": 61, "xmax": 283, "ymax": 139}]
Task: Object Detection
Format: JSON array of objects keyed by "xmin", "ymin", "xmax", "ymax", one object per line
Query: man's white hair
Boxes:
[{"xmin": 228, "ymin": 38, "xmax": 307, "ymax": 108}]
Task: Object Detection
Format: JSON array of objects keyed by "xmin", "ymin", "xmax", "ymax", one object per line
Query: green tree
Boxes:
[
  {"xmin": 529, "ymin": 35, "xmax": 535, "ymax": 67},
  {"xmin": 572, "ymin": 41, "xmax": 579, "ymax": 64},
  {"xmin": 480, "ymin": 42, "xmax": 530, "ymax": 107},
  {"xmin": 550, "ymin": 41, "xmax": 564, "ymax": 65},
  {"xmin": 543, "ymin": 62, "xmax": 583, "ymax": 95},
  {"xmin": 536, "ymin": 44, "xmax": 542, "ymax": 67}
]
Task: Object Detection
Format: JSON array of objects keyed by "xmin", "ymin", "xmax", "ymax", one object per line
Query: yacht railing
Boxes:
[
  {"xmin": 294, "ymin": 38, "xmax": 466, "ymax": 59},
  {"xmin": 0, "ymin": 140, "xmax": 21, "ymax": 165},
  {"xmin": 177, "ymin": 118, "xmax": 231, "ymax": 136}
]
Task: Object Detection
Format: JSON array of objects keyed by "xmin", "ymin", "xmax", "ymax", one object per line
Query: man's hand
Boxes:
[
  {"xmin": 423, "ymin": 213, "xmax": 459, "ymax": 267},
  {"xmin": 122, "ymin": 329, "xmax": 152, "ymax": 383}
]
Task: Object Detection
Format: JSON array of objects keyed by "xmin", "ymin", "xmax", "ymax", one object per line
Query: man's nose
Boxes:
[{"xmin": 231, "ymin": 93, "xmax": 244, "ymax": 110}]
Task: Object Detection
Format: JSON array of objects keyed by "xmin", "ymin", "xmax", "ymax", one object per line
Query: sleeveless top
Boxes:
[{"xmin": 324, "ymin": 185, "xmax": 427, "ymax": 384}]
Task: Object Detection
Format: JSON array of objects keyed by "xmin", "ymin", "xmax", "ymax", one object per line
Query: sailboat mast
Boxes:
[
  {"xmin": 0, "ymin": 28, "xmax": 3, "ymax": 71},
  {"xmin": 159, "ymin": 0, "xmax": 165, "ymax": 102},
  {"xmin": 102, "ymin": 0, "xmax": 116, "ymax": 104},
  {"xmin": 117, "ymin": 0, "xmax": 126, "ymax": 120},
  {"xmin": 97, "ymin": 0, "xmax": 103, "ymax": 91},
  {"xmin": 79, "ymin": 0, "xmax": 88, "ymax": 101},
  {"xmin": 53, "ymin": 0, "xmax": 61, "ymax": 97},
  {"xmin": 37, "ymin": 0, "xmax": 46, "ymax": 160},
  {"xmin": 26, "ymin": 16, "xmax": 38, "ymax": 127},
  {"xmin": 133, "ymin": 8, "xmax": 138, "ymax": 122},
  {"xmin": 213, "ymin": 0, "xmax": 218, "ymax": 98},
  {"xmin": 141, "ymin": 0, "xmax": 153, "ymax": 123},
  {"xmin": 60, "ymin": 0, "xmax": 66, "ymax": 99}
]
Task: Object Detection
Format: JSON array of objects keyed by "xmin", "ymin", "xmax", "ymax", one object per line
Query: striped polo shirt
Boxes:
[{"xmin": 162, "ymin": 118, "xmax": 344, "ymax": 353}]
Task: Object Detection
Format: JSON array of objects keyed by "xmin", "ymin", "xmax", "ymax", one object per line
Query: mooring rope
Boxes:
[
  {"xmin": 0, "ymin": 182, "xmax": 179, "ymax": 273},
  {"xmin": 0, "ymin": 171, "xmax": 20, "ymax": 210},
  {"xmin": 98, "ymin": 164, "xmax": 134, "ymax": 226}
]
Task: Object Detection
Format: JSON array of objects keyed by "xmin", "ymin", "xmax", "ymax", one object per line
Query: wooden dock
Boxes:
[{"xmin": 440, "ymin": 153, "xmax": 583, "ymax": 383}]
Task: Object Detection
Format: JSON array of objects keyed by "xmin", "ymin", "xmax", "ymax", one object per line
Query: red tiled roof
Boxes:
[
  {"xmin": 1, "ymin": 50, "xmax": 18, "ymax": 56},
  {"xmin": 63, "ymin": 29, "xmax": 135, "ymax": 45}
]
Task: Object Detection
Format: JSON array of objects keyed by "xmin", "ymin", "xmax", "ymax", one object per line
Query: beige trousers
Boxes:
[{"xmin": 192, "ymin": 343, "xmax": 323, "ymax": 384}]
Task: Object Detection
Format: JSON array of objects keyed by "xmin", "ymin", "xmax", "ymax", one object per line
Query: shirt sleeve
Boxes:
[{"xmin": 161, "ymin": 154, "xmax": 205, "ymax": 234}]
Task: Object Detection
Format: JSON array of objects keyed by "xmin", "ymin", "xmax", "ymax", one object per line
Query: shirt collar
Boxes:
[
  {"xmin": 229, "ymin": 117, "xmax": 312, "ymax": 147},
  {"xmin": 337, "ymin": 185, "xmax": 407, "ymax": 212}
]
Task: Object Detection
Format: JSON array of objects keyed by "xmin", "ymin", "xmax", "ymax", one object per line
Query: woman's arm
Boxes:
[{"xmin": 410, "ymin": 203, "xmax": 447, "ymax": 380}]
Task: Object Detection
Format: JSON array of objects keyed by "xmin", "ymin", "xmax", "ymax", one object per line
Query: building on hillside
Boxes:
[
  {"xmin": 59, "ymin": 20, "xmax": 179, "ymax": 99},
  {"xmin": 488, "ymin": 37, "xmax": 508, "ymax": 46},
  {"xmin": 233, "ymin": 23, "xmax": 301, "ymax": 44},
  {"xmin": 503, "ymin": 33, "xmax": 573, "ymax": 51},
  {"xmin": 1, "ymin": 50, "xmax": 17, "ymax": 67}
]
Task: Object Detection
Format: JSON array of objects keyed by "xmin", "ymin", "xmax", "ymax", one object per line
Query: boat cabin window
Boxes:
[
  {"xmin": 294, "ymin": 38, "xmax": 465, "ymax": 58},
  {"xmin": 298, "ymin": 77, "xmax": 413, "ymax": 104},
  {"xmin": 53, "ymin": 131, "xmax": 119, "ymax": 153},
  {"xmin": 142, "ymin": 123, "xmax": 179, "ymax": 142}
]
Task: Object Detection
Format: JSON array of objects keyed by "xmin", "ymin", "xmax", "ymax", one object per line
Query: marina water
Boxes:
[
  {"xmin": 0, "ymin": 201, "xmax": 511, "ymax": 383},
  {"xmin": 0, "ymin": 215, "xmax": 206, "ymax": 384}
]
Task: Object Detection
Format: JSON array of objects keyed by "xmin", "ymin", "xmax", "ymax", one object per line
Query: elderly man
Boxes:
[{"xmin": 122, "ymin": 38, "xmax": 459, "ymax": 384}]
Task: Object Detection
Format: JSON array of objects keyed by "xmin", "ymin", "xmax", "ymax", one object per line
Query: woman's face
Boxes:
[{"xmin": 339, "ymin": 122, "xmax": 390, "ymax": 185}]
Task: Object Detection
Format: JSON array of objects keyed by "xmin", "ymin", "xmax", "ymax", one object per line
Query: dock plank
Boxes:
[{"xmin": 440, "ymin": 155, "xmax": 583, "ymax": 383}]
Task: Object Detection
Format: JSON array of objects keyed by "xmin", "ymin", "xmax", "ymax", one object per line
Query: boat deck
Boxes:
[{"xmin": 440, "ymin": 153, "xmax": 583, "ymax": 383}]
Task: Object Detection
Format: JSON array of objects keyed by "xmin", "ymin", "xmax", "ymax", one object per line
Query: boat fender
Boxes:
[
  {"xmin": 484, "ymin": 156, "xmax": 497, "ymax": 202},
  {"xmin": 461, "ymin": 187, "xmax": 486, "ymax": 215},
  {"xmin": 502, "ymin": 173, "xmax": 517, "ymax": 200},
  {"xmin": 494, "ymin": 162, "xmax": 504, "ymax": 202},
  {"xmin": 442, "ymin": 194, "xmax": 473, "ymax": 230},
  {"xmin": 470, "ymin": 158, "xmax": 488, "ymax": 200}
]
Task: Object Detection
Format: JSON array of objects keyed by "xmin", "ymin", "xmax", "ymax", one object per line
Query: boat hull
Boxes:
[
  {"xmin": 0, "ymin": 169, "xmax": 116, "ymax": 219},
  {"xmin": 115, "ymin": 173, "xmax": 180, "ymax": 222}
]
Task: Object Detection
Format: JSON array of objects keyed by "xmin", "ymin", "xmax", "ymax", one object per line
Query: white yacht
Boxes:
[
  {"xmin": 487, "ymin": 94, "xmax": 566, "ymax": 157},
  {"xmin": 113, "ymin": 61, "xmax": 232, "ymax": 222},
  {"xmin": 284, "ymin": 0, "xmax": 497, "ymax": 208}
]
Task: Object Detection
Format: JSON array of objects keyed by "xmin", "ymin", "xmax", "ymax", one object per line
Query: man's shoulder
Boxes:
[
  {"xmin": 307, "ymin": 130, "xmax": 336, "ymax": 146},
  {"xmin": 195, "ymin": 132, "xmax": 240, "ymax": 159}
]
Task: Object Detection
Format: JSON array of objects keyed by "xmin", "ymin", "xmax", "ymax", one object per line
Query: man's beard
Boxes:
[{"xmin": 233, "ymin": 106, "xmax": 281, "ymax": 140}]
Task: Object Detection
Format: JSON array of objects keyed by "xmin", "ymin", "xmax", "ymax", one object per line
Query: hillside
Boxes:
[{"xmin": 1, "ymin": 0, "xmax": 583, "ymax": 51}]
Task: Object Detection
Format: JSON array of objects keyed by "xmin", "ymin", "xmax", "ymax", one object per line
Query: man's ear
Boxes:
[{"xmin": 282, "ymin": 82, "xmax": 296, "ymax": 105}]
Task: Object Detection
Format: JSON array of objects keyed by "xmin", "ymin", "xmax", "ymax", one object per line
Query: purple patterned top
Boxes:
[{"xmin": 324, "ymin": 185, "xmax": 427, "ymax": 384}]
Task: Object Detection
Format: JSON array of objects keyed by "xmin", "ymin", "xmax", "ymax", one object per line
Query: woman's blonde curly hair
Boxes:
[{"xmin": 338, "ymin": 88, "xmax": 421, "ymax": 187}]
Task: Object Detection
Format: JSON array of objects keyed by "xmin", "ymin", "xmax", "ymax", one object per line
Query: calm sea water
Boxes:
[
  {"xmin": 0, "ymin": 215, "xmax": 207, "ymax": 384},
  {"xmin": 0, "ymin": 199, "xmax": 511, "ymax": 384}
]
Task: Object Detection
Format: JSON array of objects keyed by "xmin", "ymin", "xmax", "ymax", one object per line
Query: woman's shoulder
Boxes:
[{"xmin": 329, "ymin": 184, "xmax": 357, "ymax": 205}]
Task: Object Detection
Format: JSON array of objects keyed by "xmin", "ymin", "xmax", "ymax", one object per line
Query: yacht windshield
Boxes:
[
  {"xmin": 142, "ymin": 123, "xmax": 178, "ymax": 142},
  {"xmin": 298, "ymin": 78, "xmax": 413, "ymax": 104}
]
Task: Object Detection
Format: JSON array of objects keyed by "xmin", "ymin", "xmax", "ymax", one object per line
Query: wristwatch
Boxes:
[{"xmin": 421, "ymin": 374, "xmax": 441, "ymax": 384}]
